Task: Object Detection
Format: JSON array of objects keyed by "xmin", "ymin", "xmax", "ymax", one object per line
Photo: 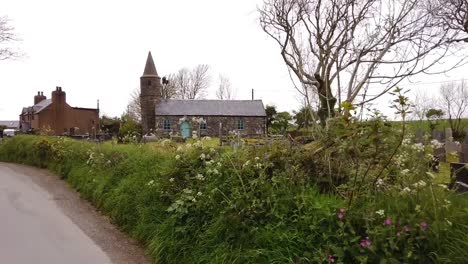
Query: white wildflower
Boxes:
[
  {"xmin": 210, "ymin": 148, "xmax": 216, "ymax": 153},
  {"xmin": 195, "ymin": 174, "xmax": 205, "ymax": 181},
  {"xmin": 191, "ymin": 198, "xmax": 197, "ymax": 202},
  {"xmin": 185, "ymin": 143, "xmax": 192, "ymax": 148},
  {"xmin": 197, "ymin": 191, "xmax": 203, "ymax": 196},
  {"xmin": 211, "ymin": 168, "xmax": 219, "ymax": 175},
  {"xmin": 254, "ymin": 157, "xmax": 260, "ymax": 161},
  {"xmin": 147, "ymin": 180, "xmax": 155, "ymax": 186},
  {"xmin": 376, "ymin": 178, "xmax": 385, "ymax": 188},
  {"xmin": 401, "ymin": 169, "xmax": 410, "ymax": 175},
  {"xmin": 254, "ymin": 163, "xmax": 262, "ymax": 169},
  {"xmin": 176, "ymin": 146, "xmax": 183, "ymax": 152},
  {"xmin": 415, "ymin": 205, "xmax": 421, "ymax": 212},
  {"xmin": 183, "ymin": 188, "xmax": 193, "ymax": 194},
  {"xmin": 411, "ymin": 143, "xmax": 424, "ymax": 152},
  {"xmin": 175, "ymin": 155, "xmax": 180, "ymax": 160},
  {"xmin": 401, "ymin": 187, "xmax": 411, "ymax": 193},
  {"xmin": 169, "ymin": 178, "xmax": 175, "ymax": 182},
  {"xmin": 375, "ymin": 209, "xmax": 385, "ymax": 216},
  {"xmin": 243, "ymin": 160, "xmax": 251, "ymax": 168},
  {"xmin": 200, "ymin": 153, "xmax": 206, "ymax": 160}
]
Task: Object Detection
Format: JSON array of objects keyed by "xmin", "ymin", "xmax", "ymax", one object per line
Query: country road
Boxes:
[{"xmin": 0, "ymin": 162, "xmax": 150, "ymax": 264}]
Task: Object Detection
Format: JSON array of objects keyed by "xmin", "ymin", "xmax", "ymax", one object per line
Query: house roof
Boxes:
[
  {"xmin": 155, "ymin": 100, "xmax": 266, "ymax": 117},
  {"xmin": 0, "ymin": 120, "xmax": 19, "ymax": 128},
  {"xmin": 21, "ymin": 99, "xmax": 52, "ymax": 114}
]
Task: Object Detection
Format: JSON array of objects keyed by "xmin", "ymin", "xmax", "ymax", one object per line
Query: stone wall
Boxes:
[{"xmin": 154, "ymin": 115, "xmax": 266, "ymax": 138}]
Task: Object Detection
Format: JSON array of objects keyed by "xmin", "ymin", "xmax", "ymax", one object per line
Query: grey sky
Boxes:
[{"xmin": 0, "ymin": 0, "xmax": 466, "ymax": 121}]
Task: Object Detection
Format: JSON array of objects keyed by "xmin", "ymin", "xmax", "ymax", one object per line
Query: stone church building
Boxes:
[
  {"xmin": 20, "ymin": 87, "xmax": 99, "ymax": 136},
  {"xmin": 140, "ymin": 52, "xmax": 266, "ymax": 138}
]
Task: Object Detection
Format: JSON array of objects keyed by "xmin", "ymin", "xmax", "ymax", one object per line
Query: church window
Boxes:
[
  {"xmin": 200, "ymin": 122, "xmax": 207, "ymax": 130},
  {"xmin": 163, "ymin": 119, "xmax": 171, "ymax": 130},
  {"xmin": 237, "ymin": 119, "xmax": 245, "ymax": 130}
]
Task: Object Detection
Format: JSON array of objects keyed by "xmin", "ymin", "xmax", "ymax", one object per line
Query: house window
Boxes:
[
  {"xmin": 237, "ymin": 119, "xmax": 244, "ymax": 130},
  {"xmin": 163, "ymin": 119, "xmax": 171, "ymax": 130},
  {"xmin": 200, "ymin": 122, "xmax": 207, "ymax": 130}
]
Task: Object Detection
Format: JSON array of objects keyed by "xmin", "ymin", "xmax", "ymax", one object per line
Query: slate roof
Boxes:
[
  {"xmin": 21, "ymin": 99, "xmax": 52, "ymax": 114},
  {"xmin": 155, "ymin": 100, "xmax": 266, "ymax": 117},
  {"xmin": 0, "ymin": 120, "xmax": 19, "ymax": 128}
]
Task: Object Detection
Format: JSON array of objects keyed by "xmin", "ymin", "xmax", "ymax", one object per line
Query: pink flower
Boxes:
[
  {"xmin": 328, "ymin": 255, "xmax": 335, "ymax": 263},
  {"xmin": 360, "ymin": 237, "xmax": 372, "ymax": 247},
  {"xmin": 397, "ymin": 232, "xmax": 401, "ymax": 236},
  {"xmin": 403, "ymin": 225, "xmax": 409, "ymax": 232},
  {"xmin": 384, "ymin": 217, "xmax": 392, "ymax": 226},
  {"xmin": 421, "ymin": 222, "xmax": 428, "ymax": 231},
  {"xmin": 337, "ymin": 208, "xmax": 346, "ymax": 219}
]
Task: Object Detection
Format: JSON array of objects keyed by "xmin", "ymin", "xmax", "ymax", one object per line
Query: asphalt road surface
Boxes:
[{"xmin": 0, "ymin": 162, "xmax": 150, "ymax": 264}]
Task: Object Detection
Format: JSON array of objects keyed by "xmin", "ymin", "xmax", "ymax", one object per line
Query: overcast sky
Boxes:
[{"xmin": 0, "ymin": 0, "xmax": 466, "ymax": 121}]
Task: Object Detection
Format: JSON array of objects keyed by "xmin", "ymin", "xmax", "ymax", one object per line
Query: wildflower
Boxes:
[
  {"xmin": 401, "ymin": 169, "xmax": 410, "ymax": 175},
  {"xmin": 375, "ymin": 209, "xmax": 385, "ymax": 216},
  {"xmin": 403, "ymin": 225, "xmax": 409, "ymax": 232},
  {"xmin": 255, "ymin": 157, "xmax": 260, "ymax": 161},
  {"xmin": 338, "ymin": 208, "xmax": 346, "ymax": 219},
  {"xmin": 169, "ymin": 178, "xmax": 175, "ymax": 182},
  {"xmin": 376, "ymin": 178, "xmax": 385, "ymax": 188},
  {"xmin": 147, "ymin": 180, "xmax": 154, "ymax": 186},
  {"xmin": 397, "ymin": 232, "xmax": 401, "ymax": 237},
  {"xmin": 254, "ymin": 163, "xmax": 262, "ymax": 169},
  {"xmin": 183, "ymin": 188, "xmax": 193, "ymax": 194},
  {"xmin": 176, "ymin": 146, "xmax": 183, "ymax": 152},
  {"xmin": 384, "ymin": 217, "xmax": 392, "ymax": 226},
  {"xmin": 211, "ymin": 168, "xmax": 219, "ymax": 175},
  {"xmin": 421, "ymin": 222, "xmax": 428, "ymax": 231},
  {"xmin": 360, "ymin": 237, "xmax": 371, "ymax": 247},
  {"xmin": 175, "ymin": 155, "xmax": 180, "ymax": 160},
  {"xmin": 210, "ymin": 147, "xmax": 216, "ymax": 153},
  {"xmin": 185, "ymin": 143, "xmax": 192, "ymax": 148},
  {"xmin": 217, "ymin": 162, "xmax": 222, "ymax": 167},
  {"xmin": 328, "ymin": 255, "xmax": 335, "ymax": 263},
  {"xmin": 191, "ymin": 198, "xmax": 197, "ymax": 202},
  {"xmin": 197, "ymin": 191, "xmax": 203, "ymax": 196},
  {"xmin": 243, "ymin": 160, "xmax": 251, "ymax": 168},
  {"xmin": 415, "ymin": 205, "xmax": 421, "ymax": 212},
  {"xmin": 200, "ymin": 153, "xmax": 206, "ymax": 160},
  {"xmin": 195, "ymin": 174, "xmax": 205, "ymax": 181},
  {"xmin": 401, "ymin": 187, "xmax": 411, "ymax": 194}
]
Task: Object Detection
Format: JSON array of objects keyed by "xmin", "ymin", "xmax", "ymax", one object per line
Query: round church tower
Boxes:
[{"xmin": 140, "ymin": 51, "xmax": 162, "ymax": 134}]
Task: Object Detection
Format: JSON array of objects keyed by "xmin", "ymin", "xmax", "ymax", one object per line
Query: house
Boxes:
[
  {"xmin": 19, "ymin": 88, "xmax": 99, "ymax": 136},
  {"xmin": 139, "ymin": 52, "xmax": 267, "ymax": 138}
]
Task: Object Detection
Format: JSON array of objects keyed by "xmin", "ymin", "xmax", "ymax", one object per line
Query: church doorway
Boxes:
[{"xmin": 180, "ymin": 121, "xmax": 191, "ymax": 139}]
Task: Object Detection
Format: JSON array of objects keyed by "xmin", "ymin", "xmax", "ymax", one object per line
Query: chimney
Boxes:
[
  {"xmin": 34, "ymin": 91, "xmax": 47, "ymax": 105},
  {"xmin": 251, "ymin": 89, "xmax": 254, "ymax": 100},
  {"xmin": 52, "ymin": 86, "xmax": 66, "ymax": 105}
]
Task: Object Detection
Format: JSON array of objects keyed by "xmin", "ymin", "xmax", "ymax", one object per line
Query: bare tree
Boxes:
[
  {"xmin": 0, "ymin": 16, "xmax": 20, "ymax": 60},
  {"xmin": 173, "ymin": 64, "xmax": 210, "ymax": 99},
  {"xmin": 259, "ymin": 0, "xmax": 464, "ymax": 125},
  {"xmin": 411, "ymin": 88, "xmax": 434, "ymax": 121},
  {"xmin": 216, "ymin": 74, "xmax": 236, "ymax": 100},
  {"xmin": 426, "ymin": 0, "xmax": 468, "ymax": 42},
  {"xmin": 439, "ymin": 80, "xmax": 468, "ymax": 138},
  {"xmin": 127, "ymin": 88, "xmax": 141, "ymax": 122},
  {"xmin": 162, "ymin": 74, "xmax": 180, "ymax": 99}
]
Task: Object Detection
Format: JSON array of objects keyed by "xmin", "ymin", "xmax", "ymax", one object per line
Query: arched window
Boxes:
[{"xmin": 237, "ymin": 119, "xmax": 244, "ymax": 130}]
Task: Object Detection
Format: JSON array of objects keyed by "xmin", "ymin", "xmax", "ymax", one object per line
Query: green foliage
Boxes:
[
  {"xmin": 293, "ymin": 106, "xmax": 316, "ymax": 128},
  {"xmin": 265, "ymin": 105, "xmax": 277, "ymax": 134},
  {"xmin": 270, "ymin": 111, "xmax": 292, "ymax": 135},
  {"xmin": 0, "ymin": 135, "xmax": 467, "ymax": 263}
]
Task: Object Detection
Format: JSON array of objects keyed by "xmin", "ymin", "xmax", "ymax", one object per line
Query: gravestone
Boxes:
[
  {"xmin": 458, "ymin": 128, "xmax": 468, "ymax": 163},
  {"xmin": 445, "ymin": 141, "xmax": 461, "ymax": 153},
  {"xmin": 445, "ymin": 128, "xmax": 453, "ymax": 142},
  {"xmin": 450, "ymin": 163, "xmax": 468, "ymax": 193},
  {"xmin": 432, "ymin": 129, "xmax": 444, "ymax": 142},
  {"xmin": 434, "ymin": 147, "xmax": 446, "ymax": 162},
  {"xmin": 416, "ymin": 128, "xmax": 423, "ymax": 143}
]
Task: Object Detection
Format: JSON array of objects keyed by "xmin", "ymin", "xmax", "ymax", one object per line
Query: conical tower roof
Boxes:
[{"xmin": 142, "ymin": 51, "xmax": 159, "ymax": 77}]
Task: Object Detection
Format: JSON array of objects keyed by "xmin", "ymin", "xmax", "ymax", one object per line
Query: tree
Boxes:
[
  {"xmin": 439, "ymin": 80, "xmax": 468, "ymax": 139},
  {"xmin": 0, "ymin": 16, "xmax": 20, "ymax": 60},
  {"xmin": 259, "ymin": 0, "xmax": 464, "ymax": 125},
  {"xmin": 175, "ymin": 64, "xmax": 211, "ymax": 99},
  {"xmin": 265, "ymin": 105, "xmax": 277, "ymax": 134},
  {"xmin": 293, "ymin": 106, "xmax": 315, "ymax": 128},
  {"xmin": 127, "ymin": 88, "xmax": 141, "ymax": 122},
  {"xmin": 411, "ymin": 88, "xmax": 434, "ymax": 121},
  {"xmin": 426, "ymin": 0, "xmax": 468, "ymax": 42},
  {"xmin": 271, "ymin": 111, "xmax": 293, "ymax": 134},
  {"xmin": 216, "ymin": 74, "xmax": 236, "ymax": 100}
]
